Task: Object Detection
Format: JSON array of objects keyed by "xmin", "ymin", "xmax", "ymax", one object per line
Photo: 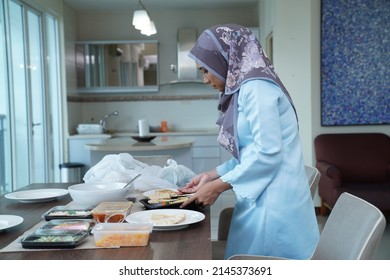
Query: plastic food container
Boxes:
[
  {"xmin": 42, "ymin": 206, "xmax": 93, "ymax": 221},
  {"xmin": 92, "ymin": 222, "xmax": 153, "ymax": 247},
  {"xmin": 92, "ymin": 201, "xmax": 133, "ymax": 223},
  {"xmin": 41, "ymin": 219, "xmax": 93, "ymax": 232},
  {"xmin": 21, "ymin": 229, "xmax": 89, "ymax": 249}
]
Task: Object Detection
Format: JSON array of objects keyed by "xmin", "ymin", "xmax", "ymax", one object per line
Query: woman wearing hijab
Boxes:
[{"xmin": 179, "ymin": 24, "xmax": 319, "ymax": 260}]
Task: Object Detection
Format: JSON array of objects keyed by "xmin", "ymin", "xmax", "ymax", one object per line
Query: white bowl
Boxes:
[{"xmin": 68, "ymin": 182, "xmax": 129, "ymax": 206}]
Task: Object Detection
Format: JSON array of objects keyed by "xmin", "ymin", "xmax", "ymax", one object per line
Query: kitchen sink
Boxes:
[{"xmin": 76, "ymin": 124, "xmax": 104, "ymax": 134}]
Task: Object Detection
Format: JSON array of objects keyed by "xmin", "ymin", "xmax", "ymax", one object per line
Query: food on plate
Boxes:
[
  {"xmin": 150, "ymin": 212, "xmax": 186, "ymax": 225},
  {"xmin": 147, "ymin": 189, "xmax": 178, "ymax": 200},
  {"xmin": 146, "ymin": 189, "xmax": 190, "ymax": 205},
  {"xmin": 159, "ymin": 197, "xmax": 189, "ymax": 206}
]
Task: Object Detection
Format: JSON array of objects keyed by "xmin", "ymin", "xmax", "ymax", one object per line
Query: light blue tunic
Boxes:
[{"xmin": 217, "ymin": 79, "xmax": 320, "ymax": 259}]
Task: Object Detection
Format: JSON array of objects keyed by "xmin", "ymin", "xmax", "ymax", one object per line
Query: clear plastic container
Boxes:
[
  {"xmin": 41, "ymin": 219, "xmax": 93, "ymax": 232},
  {"xmin": 92, "ymin": 201, "xmax": 133, "ymax": 223},
  {"xmin": 92, "ymin": 222, "xmax": 153, "ymax": 247}
]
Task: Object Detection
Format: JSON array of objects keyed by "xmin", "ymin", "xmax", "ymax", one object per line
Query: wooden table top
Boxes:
[{"xmin": 0, "ymin": 183, "xmax": 211, "ymax": 260}]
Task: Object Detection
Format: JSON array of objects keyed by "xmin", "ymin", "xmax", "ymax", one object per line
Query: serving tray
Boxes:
[{"xmin": 139, "ymin": 198, "xmax": 198, "ymax": 210}]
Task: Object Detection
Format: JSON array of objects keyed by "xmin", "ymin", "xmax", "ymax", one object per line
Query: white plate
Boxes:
[
  {"xmin": 125, "ymin": 209, "xmax": 205, "ymax": 231},
  {"xmin": 0, "ymin": 215, "xmax": 24, "ymax": 231},
  {"xmin": 5, "ymin": 189, "xmax": 69, "ymax": 203},
  {"xmin": 142, "ymin": 188, "xmax": 178, "ymax": 198}
]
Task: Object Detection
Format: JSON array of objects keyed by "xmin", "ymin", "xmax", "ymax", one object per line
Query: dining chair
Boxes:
[
  {"xmin": 305, "ymin": 165, "xmax": 321, "ymax": 199},
  {"xmin": 212, "ymin": 165, "xmax": 321, "ymax": 259},
  {"xmin": 228, "ymin": 192, "xmax": 386, "ymax": 260},
  {"xmin": 216, "ymin": 165, "xmax": 320, "ymax": 241}
]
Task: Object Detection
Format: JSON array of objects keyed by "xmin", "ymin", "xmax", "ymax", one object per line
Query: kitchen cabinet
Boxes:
[
  {"xmin": 191, "ymin": 135, "xmax": 221, "ymax": 174},
  {"xmin": 191, "ymin": 135, "xmax": 236, "ymax": 240},
  {"xmin": 68, "ymin": 134, "xmax": 111, "ymax": 176}
]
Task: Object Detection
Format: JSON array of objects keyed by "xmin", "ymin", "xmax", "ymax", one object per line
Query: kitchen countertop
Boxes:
[
  {"xmin": 85, "ymin": 136, "xmax": 195, "ymax": 152},
  {"xmin": 68, "ymin": 128, "xmax": 219, "ymax": 139}
]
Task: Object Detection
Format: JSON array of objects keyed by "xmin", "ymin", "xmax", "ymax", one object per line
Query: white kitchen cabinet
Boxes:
[
  {"xmin": 68, "ymin": 135, "xmax": 110, "ymax": 176},
  {"xmin": 191, "ymin": 135, "xmax": 236, "ymax": 240},
  {"xmin": 220, "ymin": 146, "xmax": 233, "ymax": 163},
  {"xmin": 191, "ymin": 135, "xmax": 221, "ymax": 174}
]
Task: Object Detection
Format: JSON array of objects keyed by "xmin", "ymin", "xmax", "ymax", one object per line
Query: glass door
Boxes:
[
  {"xmin": 0, "ymin": 0, "xmax": 10, "ymax": 193},
  {"xmin": 26, "ymin": 8, "xmax": 46, "ymax": 182},
  {"xmin": 0, "ymin": 0, "xmax": 62, "ymax": 193},
  {"xmin": 8, "ymin": 0, "xmax": 30, "ymax": 188}
]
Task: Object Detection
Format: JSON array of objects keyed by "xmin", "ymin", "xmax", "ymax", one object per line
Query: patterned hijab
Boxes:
[{"xmin": 188, "ymin": 23, "xmax": 297, "ymax": 159}]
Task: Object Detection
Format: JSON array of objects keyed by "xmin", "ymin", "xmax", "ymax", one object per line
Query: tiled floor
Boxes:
[{"xmin": 212, "ymin": 215, "xmax": 390, "ymax": 260}]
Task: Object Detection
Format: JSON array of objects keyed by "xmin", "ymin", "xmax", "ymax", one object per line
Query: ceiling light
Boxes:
[
  {"xmin": 132, "ymin": 10, "xmax": 150, "ymax": 30},
  {"xmin": 132, "ymin": 0, "xmax": 156, "ymax": 35},
  {"xmin": 140, "ymin": 21, "xmax": 157, "ymax": 36}
]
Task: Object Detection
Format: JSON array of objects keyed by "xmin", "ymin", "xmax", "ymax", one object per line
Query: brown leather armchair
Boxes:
[{"xmin": 314, "ymin": 133, "xmax": 390, "ymax": 215}]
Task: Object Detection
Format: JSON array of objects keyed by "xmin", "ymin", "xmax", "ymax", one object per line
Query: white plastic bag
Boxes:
[
  {"xmin": 83, "ymin": 153, "xmax": 142, "ymax": 183},
  {"xmin": 83, "ymin": 153, "xmax": 191, "ymax": 191},
  {"xmin": 158, "ymin": 159, "xmax": 196, "ymax": 187}
]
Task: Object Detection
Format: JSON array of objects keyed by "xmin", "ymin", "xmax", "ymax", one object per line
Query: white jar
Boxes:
[{"xmin": 138, "ymin": 119, "xmax": 149, "ymax": 137}]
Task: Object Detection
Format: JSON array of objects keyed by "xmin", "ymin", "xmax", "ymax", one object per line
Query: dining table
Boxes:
[{"xmin": 0, "ymin": 183, "xmax": 211, "ymax": 260}]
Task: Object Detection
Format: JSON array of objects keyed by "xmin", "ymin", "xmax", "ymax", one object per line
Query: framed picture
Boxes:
[{"xmin": 321, "ymin": 0, "xmax": 389, "ymax": 126}]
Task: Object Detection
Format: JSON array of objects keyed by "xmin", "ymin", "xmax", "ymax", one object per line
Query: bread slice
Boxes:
[{"xmin": 150, "ymin": 212, "xmax": 186, "ymax": 225}]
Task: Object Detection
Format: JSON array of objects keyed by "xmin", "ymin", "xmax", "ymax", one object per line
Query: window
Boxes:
[{"xmin": 0, "ymin": 0, "xmax": 63, "ymax": 194}]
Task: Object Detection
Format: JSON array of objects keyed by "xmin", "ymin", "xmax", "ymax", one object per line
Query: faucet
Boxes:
[{"xmin": 99, "ymin": 111, "xmax": 118, "ymax": 132}]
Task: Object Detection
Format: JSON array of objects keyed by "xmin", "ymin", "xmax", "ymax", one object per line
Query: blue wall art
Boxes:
[{"xmin": 321, "ymin": 0, "xmax": 389, "ymax": 126}]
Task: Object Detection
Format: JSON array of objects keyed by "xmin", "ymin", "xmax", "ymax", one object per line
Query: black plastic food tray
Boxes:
[
  {"xmin": 43, "ymin": 206, "xmax": 93, "ymax": 221},
  {"xmin": 139, "ymin": 198, "xmax": 198, "ymax": 210},
  {"xmin": 20, "ymin": 229, "xmax": 89, "ymax": 249}
]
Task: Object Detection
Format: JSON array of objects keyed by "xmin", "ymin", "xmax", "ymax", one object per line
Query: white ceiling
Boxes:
[{"xmin": 63, "ymin": 0, "xmax": 258, "ymax": 11}]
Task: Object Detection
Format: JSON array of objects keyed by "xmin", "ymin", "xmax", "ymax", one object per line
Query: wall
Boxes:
[
  {"xmin": 273, "ymin": 0, "xmax": 316, "ymax": 165},
  {"xmin": 64, "ymin": 4, "xmax": 81, "ymax": 138},
  {"xmin": 75, "ymin": 8, "xmax": 259, "ymax": 86},
  {"xmin": 260, "ymin": 0, "xmax": 389, "ymax": 206},
  {"xmin": 268, "ymin": 0, "xmax": 389, "ymax": 165},
  {"xmin": 64, "ymin": 0, "xmax": 389, "ymax": 157},
  {"xmin": 258, "ymin": 0, "xmax": 275, "ymax": 47},
  {"xmin": 63, "ymin": 6, "xmax": 259, "ymax": 134}
]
